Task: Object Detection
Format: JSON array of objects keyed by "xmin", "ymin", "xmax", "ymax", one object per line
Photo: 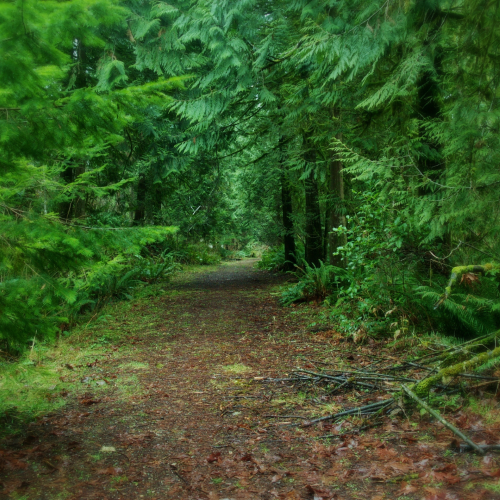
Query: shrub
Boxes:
[
  {"xmin": 281, "ymin": 259, "xmax": 336, "ymax": 306},
  {"xmin": 169, "ymin": 243, "xmax": 221, "ymax": 265},
  {"xmin": 0, "ymin": 224, "xmax": 178, "ymax": 353},
  {"xmin": 257, "ymin": 245, "xmax": 286, "ymax": 271}
]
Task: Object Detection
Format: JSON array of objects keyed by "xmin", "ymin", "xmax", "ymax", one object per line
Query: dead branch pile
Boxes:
[{"xmin": 256, "ymin": 331, "xmax": 500, "ymax": 453}]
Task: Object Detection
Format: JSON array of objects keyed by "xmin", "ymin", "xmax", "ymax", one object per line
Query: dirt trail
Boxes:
[{"xmin": 1, "ymin": 261, "xmax": 499, "ymax": 499}]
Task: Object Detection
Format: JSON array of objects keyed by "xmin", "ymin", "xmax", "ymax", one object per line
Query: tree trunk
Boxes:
[
  {"xmin": 59, "ymin": 164, "xmax": 86, "ymax": 220},
  {"xmin": 73, "ymin": 164, "xmax": 86, "ymax": 219},
  {"xmin": 134, "ymin": 173, "xmax": 147, "ymax": 225},
  {"xmin": 304, "ymin": 136, "xmax": 323, "ymax": 267},
  {"xmin": 416, "ymin": 48, "xmax": 451, "ymax": 248},
  {"xmin": 414, "ymin": 3, "xmax": 443, "ymax": 196},
  {"xmin": 151, "ymin": 183, "xmax": 163, "ymax": 222},
  {"xmin": 281, "ymin": 170, "xmax": 296, "ymax": 271},
  {"xmin": 416, "ymin": 66, "xmax": 442, "ymax": 197},
  {"xmin": 59, "ymin": 39, "xmax": 88, "ymax": 221},
  {"xmin": 328, "ymin": 136, "xmax": 346, "ymax": 267}
]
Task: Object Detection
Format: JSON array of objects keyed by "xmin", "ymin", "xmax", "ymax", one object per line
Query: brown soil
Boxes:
[{"xmin": 1, "ymin": 260, "xmax": 500, "ymax": 500}]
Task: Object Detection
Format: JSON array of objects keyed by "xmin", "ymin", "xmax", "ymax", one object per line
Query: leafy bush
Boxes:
[
  {"xmin": 281, "ymin": 260, "xmax": 336, "ymax": 306},
  {"xmin": 327, "ymin": 191, "xmax": 500, "ymax": 338},
  {"xmin": 417, "ymin": 270, "xmax": 500, "ymax": 338},
  {"xmin": 0, "ymin": 223, "xmax": 178, "ymax": 353},
  {"xmin": 223, "ymin": 241, "xmax": 266, "ymax": 260},
  {"xmin": 134, "ymin": 251, "xmax": 180, "ymax": 285},
  {"xmin": 257, "ymin": 245, "xmax": 286, "ymax": 271},
  {"xmin": 168, "ymin": 243, "xmax": 221, "ymax": 265}
]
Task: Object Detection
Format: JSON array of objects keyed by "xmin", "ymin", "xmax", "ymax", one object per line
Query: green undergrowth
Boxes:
[
  {"xmin": 0, "ymin": 337, "xmax": 120, "ymax": 437},
  {"xmin": 0, "ymin": 264, "xmax": 217, "ymax": 437}
]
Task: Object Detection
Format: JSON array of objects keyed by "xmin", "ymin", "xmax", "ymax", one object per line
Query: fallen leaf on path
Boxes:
[
  {"xmin": 305, "ymin": 485, "xmax": 335, "ymax": 499},
  {"xmin": 206, "ymin": 452, "xmax": 221, "ymax": 463},
  {"xmin": 376, "ymin": 446, "xmax": 397, "ymax": 460},
  {"xmin": 97, "ymin": 466, "xmax": 122, "ymax": 475},
  {"xmin": 399, "ymin": 483, "xmax": 418, "ymax": 494},
  {"xmin": 0, "ymin": 480, "xmax": 30, "ymax": 494},
  {"xmin": 79, "ymin": 398, "xmax": 100, "ymax": 406},
  {"xmin": 482, "ymin": 467, "xmax": 500, "ymax": 478},
  {"xmin": 0, "ymin": 453, "xmax": 28, "ymax": 471},
  {"xmin": 281, "ymin": 490, "xmax": 301, "ymax": 499}
]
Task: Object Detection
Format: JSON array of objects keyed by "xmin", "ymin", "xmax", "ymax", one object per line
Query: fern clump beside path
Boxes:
[{"xmin": 1, "ymin": 261, "xmax": 500, "ymax": 500}]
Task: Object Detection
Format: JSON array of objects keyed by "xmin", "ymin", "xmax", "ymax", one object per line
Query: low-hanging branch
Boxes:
[{"xmin": 434, "ymin": 263, "xmax": 500, "ymax": 309}]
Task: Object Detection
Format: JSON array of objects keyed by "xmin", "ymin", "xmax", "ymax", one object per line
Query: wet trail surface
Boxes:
[{"xmin": 1, "ymin": 260, "xmax": 500, "ymax": 499}]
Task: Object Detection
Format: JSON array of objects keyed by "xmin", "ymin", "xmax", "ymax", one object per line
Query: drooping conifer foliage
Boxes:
[{"xmin": 1, "ymin": 0, "xmax": 499, "ymax": 350}]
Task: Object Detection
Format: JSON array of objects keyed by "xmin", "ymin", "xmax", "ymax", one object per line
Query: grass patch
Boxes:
[
  {"xmin": 0, "ymin": 332, "xmax": 122, "ymax": 434},
  {"xmin": 482, "ymin": 480, "xmax": 500, "ymax": 493},
  {"xmin": 118, "ymin": 361, "xmax": 149, "ymax": 370},
  {"xmin": 318, "ymin": 402, "xmax": 342, "ymax": 416},
  {"xmin": 467, "ymin": 397, "xmax": 500, "ymax": 426},
  {"xmin": 0, "ymin": 281, "xmax": 160, "ymax": 436},
  {"xmin": 221, "ymin": 363, "xmax": 252, "ymax": 374}
]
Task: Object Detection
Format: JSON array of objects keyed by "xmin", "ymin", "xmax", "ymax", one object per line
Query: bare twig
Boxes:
[
  {"xmin": 459, "ymin": 444, "xmax": 500, "ymax": 453},
  {"xmin": 263, "ymin": 415, "xmax": 309, "ymax": 419},
  {"xmin": 302, "ymin": 399, "xmax": 394, "ymax": 427},
  {"xmin": 317, "ymin": 421, "xmax": 383, "ymax": 439}
]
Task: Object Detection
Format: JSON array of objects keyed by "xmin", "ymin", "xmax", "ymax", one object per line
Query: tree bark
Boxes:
[
  {"xmin": 59, "ymin": 39, "xmax": 88, "ymax": 221},
  {"xmin": 59, "ymin": 164, "xmax": 86, "ymax": 220},
  {"xmin": 281, "ymin": 169, "xmax": 296, "ymax": 271},
  {"xmin": 328, "ymin": 135, "xmax": 346, "ymax": 267},
  {"xmin": 414, "ymin": 3, "xmax": 443, "ymax": 196},
  {"xmin": 134, "ymin": 173, "xmax": 147, "ymax": 225},
  {"xmin": 416, "ymin": 66, "xmax": 442, "ymax": 197},
  {"xmin": 304, "ymin": 135, "xmax": 323, "ymax": 267}
]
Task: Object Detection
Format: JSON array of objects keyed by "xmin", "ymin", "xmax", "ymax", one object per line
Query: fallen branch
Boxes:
[
  {"xmin": 264, "ymin": 414, "xmax": 309, "ymax": 419},
  {"xmin": 401, "ymin": 384, "xmax": 484, "ymax": 455},
  {"xmin": 459, "ymin": 444, "xmax": 500, "ymax": 453},
  {"xmin": 259, "ymin": 376, "xmax": 311, "ymax": 383},
  {"xmin": 293, "ymin": 369, "xmax": 380, "ymax": 390},
  {"xmin": 302, "ymin": 399, "xmax": 394, "ymax": 427},
  {"xmin": 317, "ymin": 421, "xmax": 382, "ymax": 439},
  {"xmin": 411, "ymin": 345, "xmax": 500, "ymax": 395}
]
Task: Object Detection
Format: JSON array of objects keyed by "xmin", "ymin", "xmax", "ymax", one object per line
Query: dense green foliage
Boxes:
[{"xmin": 1, "ymin": 0, "xmax": 499, "ymax": 350}]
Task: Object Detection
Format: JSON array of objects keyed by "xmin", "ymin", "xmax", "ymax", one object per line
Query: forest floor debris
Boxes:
[{"xmin": 1, "ymin": 260, "xmax": 500, "ymax": 499}]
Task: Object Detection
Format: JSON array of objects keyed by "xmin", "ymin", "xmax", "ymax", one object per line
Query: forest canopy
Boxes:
[{"xmin": 1, "ymin": 0, "xmax": 499, "ymax": 351}]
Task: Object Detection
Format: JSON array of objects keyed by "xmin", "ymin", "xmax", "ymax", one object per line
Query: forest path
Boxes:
[{"xmin": 1, "ymin": 260, "xmax": 499, "ymax": 499}]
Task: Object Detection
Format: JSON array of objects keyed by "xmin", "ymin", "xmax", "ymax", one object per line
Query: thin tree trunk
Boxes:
[
  {"xmin": 416, "ymin": 67, "xmax": 441, "ymax": 197},
  {"xmin": 59, "ymin": 39, "xmax": 88, "ymax": 221},
  {"xmin": 323, "ymin": 207, "xmax": 329, "ymax": 260},
  {"xmin": 304, "ymin": 135, "xmax": 323, "ymax": 267},
  {"xmin": 281, "ymin": 170, "xmax": 296, "ymax": 271},
  {"xmin": 328, "ymin": 134, "xmax": 346, "ymax": 267},
  {"xmin": 59, "ymin": 164, "xmax": 86, "ymax": 220},
  {"xmin": 134, "ymin": 174, "xmax": 147, "ymax": 225},
  {"xmin": 73, "ymin": 164, "xmax": 86, "ymax": 219}
]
